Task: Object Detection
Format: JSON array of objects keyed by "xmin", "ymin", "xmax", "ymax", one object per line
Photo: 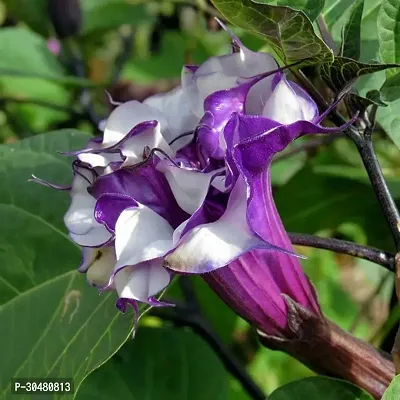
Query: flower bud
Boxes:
[{"xmin": 48, "ymin": 0, "xmax": 82, "ymax": 39}]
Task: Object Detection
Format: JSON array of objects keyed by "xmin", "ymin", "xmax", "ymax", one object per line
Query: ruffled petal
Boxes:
[
  {"xmin": 90, "ymin": 157, "xmax": 189, "ymax": 228},
  {"xmin": 70, "ymin": 226, "xmax": 112, "ymax": 247},
  {"xmin": 261, "ymin": 75, "xmax": 318, "ymax": 123},
  {"xmin": 114, "ymin": 204, "xmax": 174, "ymax": 270},
  {"xmin": 144, "ymin": 87, "xmax": 199, "ymax": 150},
  {"xmin": 103, "ymin": 100, "xmax": 170, "ymax": 146},
  {"xmin": 94, "ymin": 193, "xmax": 138, "ymax": 233},
  {"xmin": 184, "ymin": 44, "xmax": 277, "ymax": 118},
  {"xmin": 64, "ymin": 166, "xmax": 112, "ymax": 247},
  {"xmin": 164, "ymin": 177, "xmax": 281, "ymax": 274},
  {"xmin": 114, "ymin": 260, "xmax": 171, "ymax": 302},
  {"xmin": 156, "ymin": 160, "xmax": 225, "ymax": 214}
]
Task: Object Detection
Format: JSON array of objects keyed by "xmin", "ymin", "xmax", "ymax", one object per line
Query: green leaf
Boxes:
[
  {"xmin": 81, "ymin": 0, "xmax": 155, "ymax": 36},
  {"xmin": 320, "ymin": 57, "xmax": 400, "ymax": 93},
  {"xmin": 378, "ymin": 0, "xmax": 400, "ymax": 77},
  {"xmin": 76, "ymin": 327, "xmax": 230, "ymax": 400},
  {"xmin": 250, "ymin": 0, "xmax": 325, "ymax": 22},
  {"xmin": 382, "ymin": 374, "xmax": 400, "ymax": 399},
  {"xmin": 0, "ymin": 131, "xmax": 135, "ymax": 399},
  {"xmin": 211, "ymin": 0, "xmax": 333, "ymax": 65},
  {"xmin": 377, "ymin": 97, "xmax": 400, "ymax": 148},
  {"xmin": 3, "ymin": 0, "xmax": 49, "ymax": 36},
  {"xmin": 340, "ymin": 0, "xmax": 364, "ymax": 60},
  {"xmin": 381, "ymin": 72, "xmax": 400, "ymax": 101},
  {"xmin": 270, "ymin": 377, "xmax": 374, "ymax": 399},
  {"xmin": 0, "ymin": 27, "xmax": 65, "ymax": 80},
  {"xmin": 275, "ymin": 167, "xmax": 393, "ymax": 249}
]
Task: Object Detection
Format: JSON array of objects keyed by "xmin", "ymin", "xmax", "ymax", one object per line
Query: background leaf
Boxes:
[
  {"xmin": 251, "ymin": 0, "xmax": 325, "ymax": 21},
  {"xmin": 3, "ymin": 0, "xmax": 49, "ymax": 36},
  {"xmin": 81, "ymin": 0, "xmax": 155, "ymax": 36},
  {"xmin": 269, "ymin": 377, "xmax": 374, "ymax": 399},
  {"xmin": 382, "ymin": 375, "xmax": 400, "ymax": 399},
  {"xmin": 211, "ymin": 0, "xmax": 333, "ymax": 65},
  {"xmin": 378, "ymin": 0, "xmax": 400, "ymax": 77},
  {"xmin": 320, "ymin": 57, "xmax": 399, "ymax": 93},
  {"xmin": 340, "ymin": 0, "xmax": 364, "ymax": 60},
  {"xmin": 0, "ymin": 131, "xmax": 135, "ymax": 399},
  {"xmin": 380, "ymin": 72, "xmax": 400, "ymax": 101},
  {"xmin": 76, "ymin": 327, "xmax": 230, "ymax": 400}
]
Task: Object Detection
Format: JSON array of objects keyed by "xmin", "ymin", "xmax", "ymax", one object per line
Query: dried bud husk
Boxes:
[{"xmin": 48, "ymin": 0, "xmax": 82, "ymax": 39}]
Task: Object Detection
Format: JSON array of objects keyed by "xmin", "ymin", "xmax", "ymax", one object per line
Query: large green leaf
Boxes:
[
  {"xmin": 320, "ymin": 57, "xmax": 399, "ymax": 93},
  {"xmin": 0, "ymin": 131, "xmax": 134, "ymax": 399},
  {"xmin": 270, "ymin": 377, "xmax": 373, "ymax": 399},
  {"xmin": 382, "ymin": 375, "xmax": 400, "ymax": 399},
  {"xmin": 339, "ymin": 0, "xmax": 364, "ymax": 60},
  {"xmin": 251, "ymin": 0, "xmax": 325, "ymax": 21},
  {"xmin": 76, "ymin": 327, "xmax": 230, "ymax": 400},
  {"xmin": 211, "ymin": 0, "xmax": 333, "ymax": 65},
  {"xmin": 378, "ymin": 0, "xmax": 400, "ymax": 77}
]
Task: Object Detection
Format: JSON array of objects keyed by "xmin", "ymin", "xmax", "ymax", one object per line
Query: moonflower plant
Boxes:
[{"xmin": 34, "ymin": 29, "xmax": 353, "ymax": 336}]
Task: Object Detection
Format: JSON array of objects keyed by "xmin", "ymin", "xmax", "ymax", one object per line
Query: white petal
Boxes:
[
  {"xmin": 114, "ymin": 260, "xmax": 170, "ymax": 301},
  {"xmin": 165, "ymin": 177, "xmax": 266, "ymax": 273},
  {"xmin": 119, "ymin": 122, "xmax": 174, "ymax": 167},
  {"xmin": 98, "ymin": 118, "xmax": 107, "ymax": 132},
  {"xmin": 144, "ymin": 87, "xmax": 199, "ymax": 149},
  {"xmin": 114, "ymin": 205, "xmax": 174, "ymax": 269},
  {"xmin": 78, "ymin": 152, "xmax": 123, "ymax": 168},
  {"xmin": 70, "ymin": 225, "xmax": 112, "ymax": 247},
  {"xmin": 156, "ymin": 163, "xmax": 224, "ymax": 214},
  {"xmin": 261, "ymin": 78, "xmax": 317, "ymax": 123},
  {"xmin": 103, "ymin": 100, "xmax": 168, "ymax": 146},
  {"xmin": 185, "ymin": 50, "xmax": 277, "ymax": 118},
  {"xmin": 64, "ymin": 193, "xmax": 97, "ymax": 235},
  {"xmin": 86, "ymin": 247, "xmax": 116, "ymax": 286},
  {"xmin": 211, "ymin": 175, "xmax": 227, "ymax": 192}
]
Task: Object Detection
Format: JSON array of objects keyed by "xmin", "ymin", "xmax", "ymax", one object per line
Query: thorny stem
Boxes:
[{"xmin": 288, "ymin": 233, "xmax": 395, "ymax": 272}]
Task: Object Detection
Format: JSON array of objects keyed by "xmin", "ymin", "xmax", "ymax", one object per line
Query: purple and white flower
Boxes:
[{"xmin": 35, "ymin": 27, "xmax": 352, "ymax": 336}]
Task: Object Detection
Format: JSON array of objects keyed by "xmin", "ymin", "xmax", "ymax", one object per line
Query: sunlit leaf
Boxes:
[
  {"xmin": 320, "ymin": 57, "xmax": 399, "ymax": 93},
  {"xmin": 382, "ymin": 374, "xmax": 400, "ymax": 399},
  {"xmin": 211, "ymin": 0, "xmax": 333, "ymax": 65},
  {"xmin": 251, "ymin": 0, "xmax": 325, "ymax": 21}
]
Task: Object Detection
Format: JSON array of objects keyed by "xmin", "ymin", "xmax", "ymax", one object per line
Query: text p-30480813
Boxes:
[{"xmin": 11, "ymin": 378, "xmax": 74, "ymax": 395}]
